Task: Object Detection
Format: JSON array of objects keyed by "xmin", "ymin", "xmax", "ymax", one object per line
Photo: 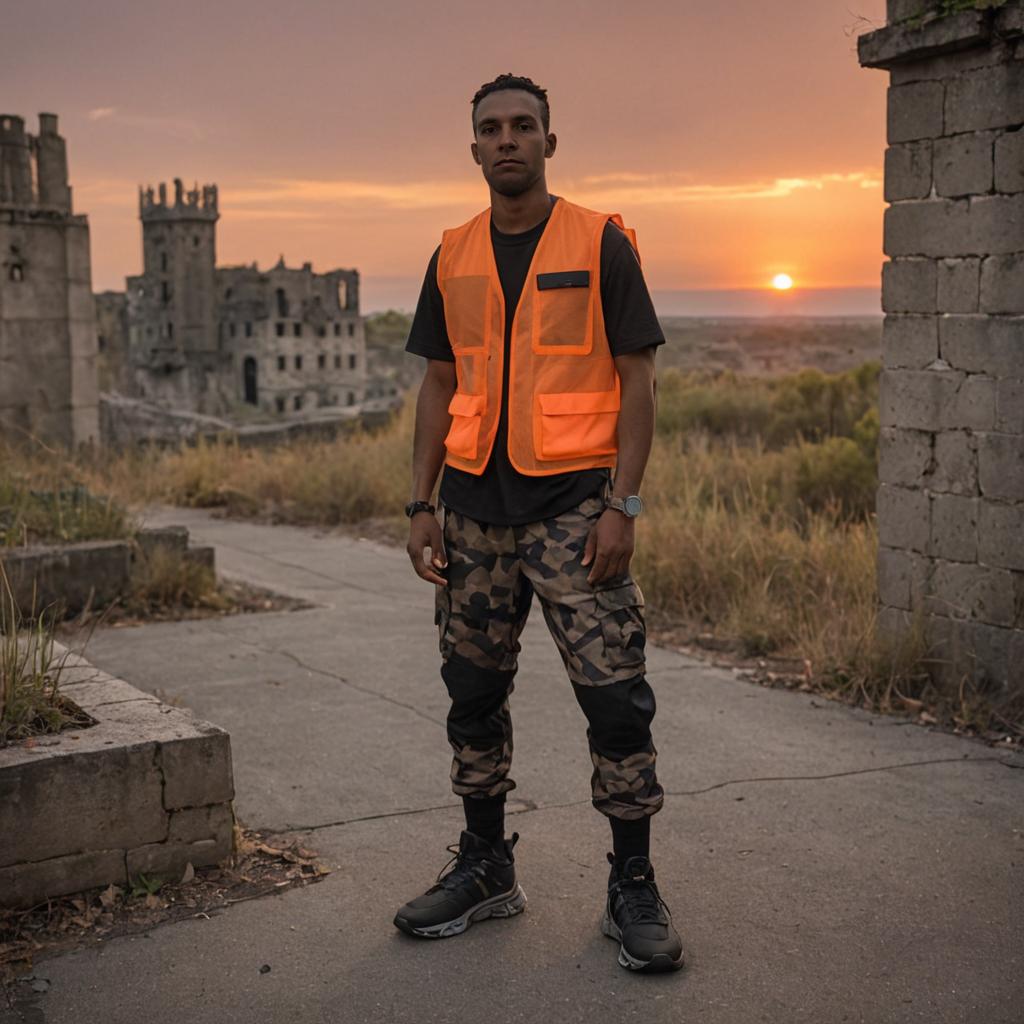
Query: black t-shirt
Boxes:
[{"xmin": 406, "ymin": 196, "xmax": 665, "ymax": 526}]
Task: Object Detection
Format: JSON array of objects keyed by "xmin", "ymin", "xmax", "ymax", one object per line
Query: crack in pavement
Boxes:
[
  {"xmin": 202, "ymin": 624, "xmax": 446, "ymax": 728},
  {"xmin": 209, "ymin": 540, "xmax": 422, "ymax": 609},
  {"xmin": 258, "ymin": 755, "xmax": 1020, "ymax": 837}
]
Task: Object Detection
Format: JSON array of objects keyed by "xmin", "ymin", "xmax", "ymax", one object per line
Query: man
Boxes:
[{"xmin": 394, "ymin": 73, "xmax": 683, "ymax": 974}]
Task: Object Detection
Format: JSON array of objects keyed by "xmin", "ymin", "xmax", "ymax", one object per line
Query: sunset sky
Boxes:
[{"xmin": 5, "ymin": 0, "xmax": 891, "ymax": 314}]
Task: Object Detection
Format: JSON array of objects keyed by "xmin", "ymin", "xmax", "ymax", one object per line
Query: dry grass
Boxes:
[{"xmin": 6, "ymin": 362, "xmax": 1013, "ymax": 733}]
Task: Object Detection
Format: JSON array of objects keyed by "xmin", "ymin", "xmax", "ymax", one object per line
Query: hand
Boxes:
[
  {"xmin": 406, "ymin": 512, "xmax": 448, "ymax": 586},
  {"xmin": 581, "ymin": 508, "xmax": 635, "ymax": 586}
]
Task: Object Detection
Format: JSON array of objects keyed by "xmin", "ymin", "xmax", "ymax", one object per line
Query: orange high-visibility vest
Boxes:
[{"xmin": 437, "ymin": 197, "xmax": 639, "ymax": 477}]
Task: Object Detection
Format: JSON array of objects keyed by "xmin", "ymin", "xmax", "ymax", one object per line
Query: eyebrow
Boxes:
[{"xmin": 477, "ymin": 112, "xmax": 539, "ymax": 127}]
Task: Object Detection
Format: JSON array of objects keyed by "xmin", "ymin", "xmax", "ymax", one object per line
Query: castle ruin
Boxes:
[{"xmin": 0, "ymin": 113, "xmax": 99, "ymax": 448}]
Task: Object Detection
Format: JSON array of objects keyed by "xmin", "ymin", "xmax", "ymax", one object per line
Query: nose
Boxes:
[{"xmin": 497, "ymin": 125, "xmax": 518, "ymax": 150}]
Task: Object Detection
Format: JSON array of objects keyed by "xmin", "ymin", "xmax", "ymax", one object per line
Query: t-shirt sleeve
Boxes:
[
  {"xmin": 404, "ymin": 245, "xmax": 455, "ymax": 362},
  {"xmin": 600, "ymin": 221, "xmax": 665, "ymax": 357}
]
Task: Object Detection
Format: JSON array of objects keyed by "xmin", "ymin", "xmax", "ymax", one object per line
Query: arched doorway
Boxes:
[{"xmin": 243, "ymin": 356, "xmax": 258, "ymax": 405}]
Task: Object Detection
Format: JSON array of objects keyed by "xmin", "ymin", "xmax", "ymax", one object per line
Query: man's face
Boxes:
[{"xmin": 471, "ymin": 90, "xmax": 556, "ymax": 198}]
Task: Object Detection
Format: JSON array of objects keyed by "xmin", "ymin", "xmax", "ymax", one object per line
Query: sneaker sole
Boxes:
[
  {"xmin": 601, "ymin": 909, "xmax": 684, "ymax": 973},
  {"xmin": 393, "ymin": 884, "xmax": 527, "ymax": 939}
]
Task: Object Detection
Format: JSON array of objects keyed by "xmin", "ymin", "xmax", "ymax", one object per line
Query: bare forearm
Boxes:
[
  {"xmin": 411, "ymin": 362, "xmax": 456, "ymax": 502},
  {"xmin": 612, "ymin": 349, "xmax": 656, "ymax": 498}
]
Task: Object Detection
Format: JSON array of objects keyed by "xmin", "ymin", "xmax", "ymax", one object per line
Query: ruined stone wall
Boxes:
[
  {"xmin": 0, "ymin": 113, "xmax": 98, "ymax": 449},
  {"xmin": 859, "ymin": 1, "xmax": 1024, "ymax": 690},
  {"xmin": 217, "ymin": 260, "xmax": 366, "ymax": 415},
  {"xmin": 94, "ymin": 290, "xmax": 132, "ymax": 393}
]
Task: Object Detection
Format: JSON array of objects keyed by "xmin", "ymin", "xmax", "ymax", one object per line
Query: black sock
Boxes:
[
  {"xmin": 610, "ymin": 815, "xmax": 651, "ymax": 865},
  {"xmin": 463, "ymin": 793, "xmax": 506, "ymax": 847}
]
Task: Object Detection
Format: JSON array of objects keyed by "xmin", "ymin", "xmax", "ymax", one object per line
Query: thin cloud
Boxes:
[{"xmin": 81, "ymin": 107, "xmax": 204, "ymax": 142}]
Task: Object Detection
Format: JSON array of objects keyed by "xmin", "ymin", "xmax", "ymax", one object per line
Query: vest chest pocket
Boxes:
[
  {"xmin": 537, "ymin": 390, "xmax": 619, "ymax": 460},
  {"xmin": 444, "ymin": 391, "xmax": 486, "ymax": 460},
  {"xmin": 533, "ymin": 271, "xmax": 592, "ymax": 355}
]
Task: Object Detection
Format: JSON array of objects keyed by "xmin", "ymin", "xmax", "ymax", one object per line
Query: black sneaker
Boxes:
[
  {"xmin": 602, "ymin": 853, "xmax": 684, "ymax": 972},
  {"xmin": 393, "ymin": 830, "xmax": 526, "ymax": 939}
]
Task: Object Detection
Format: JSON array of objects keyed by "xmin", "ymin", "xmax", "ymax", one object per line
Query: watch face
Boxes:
[{"xmin": 624, "ymin": 495, "xmax": 643, "ymax": 517}]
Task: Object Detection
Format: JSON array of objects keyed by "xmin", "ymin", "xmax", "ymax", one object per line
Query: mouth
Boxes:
[{"xmin": 494, "ymin": 159, "xmax": 523, "ymax": 169}]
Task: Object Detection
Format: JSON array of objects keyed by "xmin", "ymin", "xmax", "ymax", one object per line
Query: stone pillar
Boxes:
[{"xmin": 859, "ymin": 2, "xmax": 1024, "ymax": 692}]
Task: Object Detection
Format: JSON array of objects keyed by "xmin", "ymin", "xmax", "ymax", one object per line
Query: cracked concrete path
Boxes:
[{"xmin": 9, "ymin": 507, "xmax": 1023, "ymax": 1024}]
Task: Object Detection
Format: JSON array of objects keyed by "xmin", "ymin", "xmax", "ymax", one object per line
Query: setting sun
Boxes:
[{"xmin": 771, "ymin": 273, "xmax": 794, "ymax": 290}]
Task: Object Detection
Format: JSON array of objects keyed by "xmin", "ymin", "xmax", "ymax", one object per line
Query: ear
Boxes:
[
  {"xmin": 471, "ymin": 141, "xmax": 481, "ymax": 166},
  {"xmin": 545, "ymin": 132, "xmax": 557, "ymax": 159}
]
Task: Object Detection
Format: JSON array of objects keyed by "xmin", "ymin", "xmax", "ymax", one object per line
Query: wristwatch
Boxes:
[
  {"xmin": 606, "ymin": 494, "xmax": 643, "ymax": 518},
  {"xmin": 405, "ymin": 500, "xmax": 436, "ymax": 519}
]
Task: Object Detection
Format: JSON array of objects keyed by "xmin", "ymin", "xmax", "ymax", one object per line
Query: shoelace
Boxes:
[
  {"xmin": 430, "ymin": 843, "xmax": 488, "ymax": 894},
  {"xmin": 610, "ymin": 874, "xmax": 670, "ymax": 925}
]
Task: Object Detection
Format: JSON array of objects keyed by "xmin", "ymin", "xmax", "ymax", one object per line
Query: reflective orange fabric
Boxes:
[{"xmin": 437, "ymin": 198, "xmax": 638, "ymax": 477}]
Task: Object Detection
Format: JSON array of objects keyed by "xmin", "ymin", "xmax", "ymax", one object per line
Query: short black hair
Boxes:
[{"xmin": 471, "ymin": 74, "xmax": 550, "ymax": 134}]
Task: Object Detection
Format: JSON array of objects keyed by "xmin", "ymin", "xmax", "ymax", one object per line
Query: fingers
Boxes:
[
  {"xmin": 581, "ymin": 525, "xmax": 597, "ymax": 567},
  {"xmin": 407, "ymin": 515, "xmax": 448, "ymax": 585},
  {"xmin": 586, "ymin": 548, "xmax": 611, "ymax": 586}
]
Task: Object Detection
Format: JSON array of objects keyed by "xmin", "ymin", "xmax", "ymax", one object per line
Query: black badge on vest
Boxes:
[{"xmin": 536, "ymin": 270, "xmax": 590, "ymax": 290}]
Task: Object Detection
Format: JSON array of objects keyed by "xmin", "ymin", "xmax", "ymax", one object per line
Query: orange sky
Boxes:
[{"xmin": 4, "ymin": 0, "xmax": 890, "ymax": 310}]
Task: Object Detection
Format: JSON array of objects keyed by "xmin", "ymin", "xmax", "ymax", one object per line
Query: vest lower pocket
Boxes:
[
  {"xmin": 445, "ymin": 391, "xmax": 486, "ymax": 460},
  {"xmin": 537, "ymin": 390, "xmax": 620, "ymax": 460}
]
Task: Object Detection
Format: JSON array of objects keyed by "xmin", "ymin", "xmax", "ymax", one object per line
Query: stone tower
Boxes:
[
  {"xmin": 0, "ymin": 113, "xmax": 98, "ymax": 448},
  {"xmin": 859, "ymin": 2, "xmax": 1023, "ymax": 692},
  {"xmin": 126, "ymin": 179, "xmax": 222, "ymax": 412}
]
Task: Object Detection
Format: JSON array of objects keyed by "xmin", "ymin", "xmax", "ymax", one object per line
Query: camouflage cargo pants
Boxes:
[{"xmin": 435, "ymin": 490, "xmax": 664, "ymax": 821}]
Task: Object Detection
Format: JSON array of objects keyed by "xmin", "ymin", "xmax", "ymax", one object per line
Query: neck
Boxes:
[{"xmin": 488, "ymin": 177, "xmax": 552, "ymax": 233}]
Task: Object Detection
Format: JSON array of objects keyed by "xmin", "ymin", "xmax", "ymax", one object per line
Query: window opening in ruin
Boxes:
[
  {"xmin": 225, "ymin": 287, "xmax": 233, "ymax": 299},
  {"xmin": 337, "ymin": 281, "xmax": 347, "ymax": 309},
  {"xmin": 276, "ymin": 322, "xmax": 285, "ymax": 337},
  {"xmin": 168, "ymin": 322, "xmax": 174, "ymax": 338},
  {"xmin": 276, "ymin": 289, "xmax": 289, "ymax": 318},
  {"xmin": 293, "ymin": 323, "xmax": 302, "ymax": 338},
  {"xmin": 294, "ymin": 395, "xmax": 303, "ymax": 411},
  {"xmin": 243, "ymin": 356, "xmax": 258, "ymax": 405},
  {"xmin": 349, "ymin": 353, "xmax": 357, "ymax": 370},
  {"xmin": 277, "ymin": 355, "xmax": 286, "ymax": 371},
  {"xmin": 193, "ymin": 236, "xmax": 199, "ymax": 247},
  {"xmin": 333, "ymin": 323, "xmax": 341, "ymax": 337},
  {"xmin": 334, "ymin": 354, "xmax": 341, "ymax": 369},
  {"xmin": 348, "ymin": 322, "xmax": 355, "ymax": 337},
  {"xmin": 9, "ymin": 265, "xmax": 23, "ymax": 283},
  {"xmin": 98, "ymin": 335, "xmax": 106, "ymax": 352},
  {"xmin": 275, "ymin": 396, "xmax": 285, "ymax": 414},
  {"xmin": 245, "ymin": 321, "xmax": 252, "ymax": 337},
  {"xmin": 318, "ymin": 326, "xmax": 326, "ymax": 338},
  {"xmin": 295, "ymin": 355, "xmax": 303, "ymax": 370},
  {"xmin": 318, "ymin": 353, "xmax": 326, "ymax": 370},
  {"xmin": 229, "ymin": 322, "xmax": 236, "ymax": 338},
  {"xmin": 347, "ymin": 392, "xmax": 355, "ymax": 406},
  {"xmin": 161, "ymin": 253, "xmax": 168, "ymax": 272},
  {"xmin": 161, "ymin": 281, "xmax": 170, "ymax": 303}
]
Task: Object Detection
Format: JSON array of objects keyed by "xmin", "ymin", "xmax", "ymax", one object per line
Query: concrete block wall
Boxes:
[
  {"xmin": 860, "ymin": 3, "xmax": 1024, "ymax": 691},
  {"xmin": 0, "ymin": 650, "xmax": 235, "ymax": 909}
]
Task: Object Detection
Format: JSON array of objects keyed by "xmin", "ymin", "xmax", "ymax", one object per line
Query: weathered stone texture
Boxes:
[
  {"xmin": 888, "ymin": 81, "xmax": 945, "ymax": 142},
  {"xmin": 933, "ymin": 132, "xmax": 995, "ymax": 197},
  {"xmin": 994, "ymin": 129, "xmax": 1024, "ymax": 193},
  {"xmin": 879, "ymin": 427, "xmax": 934, "ymax": 486},
  {"xmin": 944, "ymin": 60, "xmax": 1024, "ymax": 134},
  {"xmin": 927, "ymin": 559, "xmax": 1019, "ymax": 626},
  {"xmin": 939, "ymin": 314, "xmax": 1024, "ymax": 376},
  {"xmin": 0, "ymin": 850, "xmax": 127, "ymax": 911},
  {"xmin": 862, "ymin": 10, "xmax": 1024, "ymax": 692},
  {"xmin": 995, "ymin": 378, "xmax": 1024, "ymax": 433},
  {"xmin": 885, "ymin": 141, "xmax": 933, "ymax": 201},
  {"xmin": 877, "ymin": 483, "xmax": 930, "ymax": 552},
  {"xmin": 882, "ymin": 259, "xmax": 937, "ymax": 312},
  {"xmin": 937, "ymin": 259, "xmax": 980, "ymax": 313},
  {"xmin": 929, "ymin": 493, "xmax": 978, "ymax": 562},
  {"xmin": 978, "ymin": 431, "xmax": 1024, "ymax": 500},
  {"xmin": 930, "ymin": 430, "xmax": 978, "ymax": 495},
  {"xmin": 882, "ymin": 314, "xmax": 939, "ymax": 367},
  {"xmin": 159, "ymin": 727, "xmax": 234, "ymax": 810},
  {"xmin": 980, "ymin": 254, "xmax": 1024, "ymax": 314},
  {"xmin": 978, "ymin": 499, "xmax": 1024, "ymax": 571}
]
